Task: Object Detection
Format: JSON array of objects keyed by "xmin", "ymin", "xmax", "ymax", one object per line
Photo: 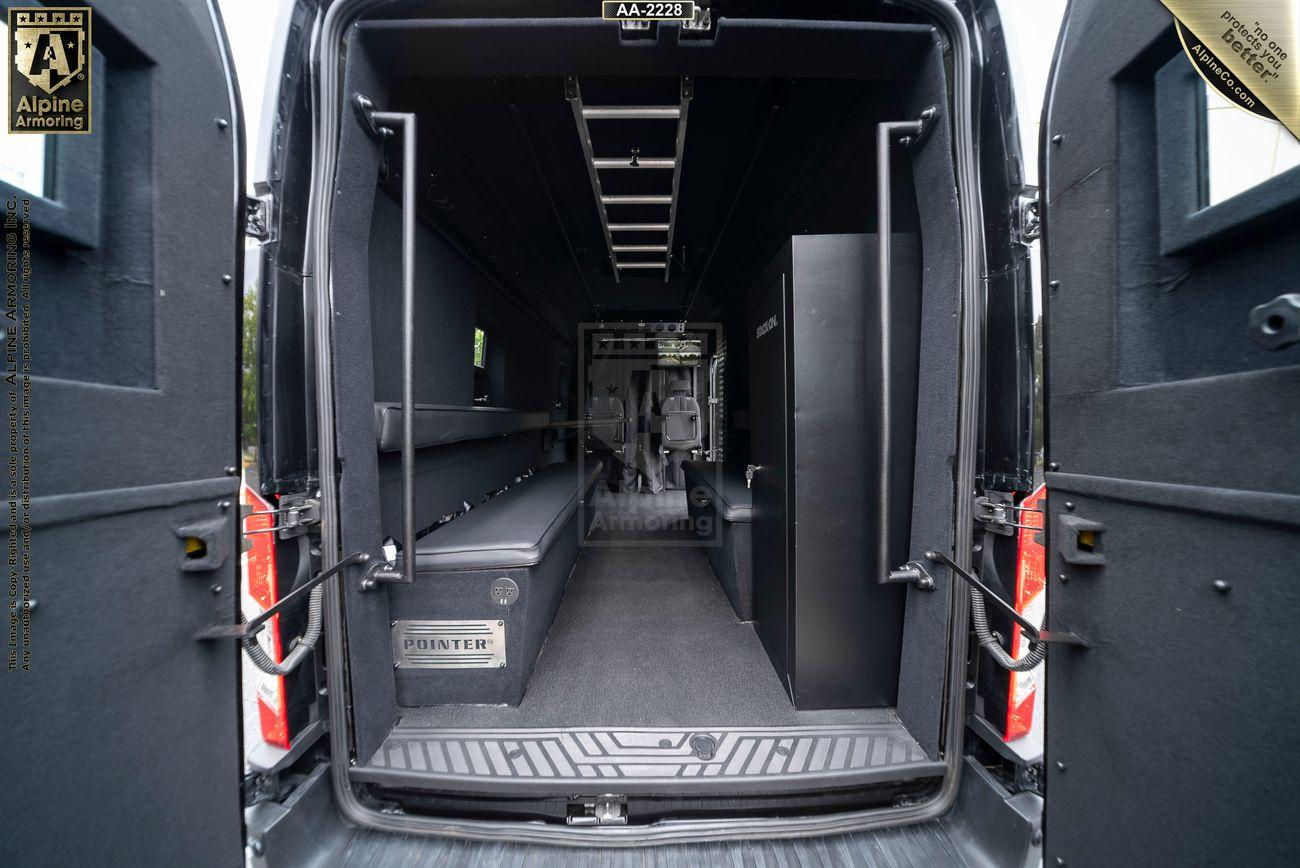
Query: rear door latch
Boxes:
[{"xmin": 567, "ymin": 794, "xmax": 627, "ymax": 826}]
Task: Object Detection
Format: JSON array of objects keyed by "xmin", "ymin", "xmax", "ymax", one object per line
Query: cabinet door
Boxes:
[{"xmin": 749, "ymin": 269, "xmax": 792, "ymax": 674}]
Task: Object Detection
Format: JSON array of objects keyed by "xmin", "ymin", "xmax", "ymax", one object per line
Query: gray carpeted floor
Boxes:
[{"xmin": 399, "ymin": 493, "xmax": 890, "ymax": 729}]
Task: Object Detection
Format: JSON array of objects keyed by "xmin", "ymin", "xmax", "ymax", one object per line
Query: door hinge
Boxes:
[
  {"xmin": 974, "ymin": 493, "xmax": 1042, "ymax": 537},
  {"xmin": 567, "ymin": 794, "xmax": 627, "ymax": 826},
  {"xmin": 1016, "ymin": 189, "xmax": 1040, "ymax": 243},
  {"xmin": 243, "ymin": 493, "xmax": 319, "ymax": 543},
  {"xmin": 245, "ymin": 193, "xmax": 272, "ymax": 241}
]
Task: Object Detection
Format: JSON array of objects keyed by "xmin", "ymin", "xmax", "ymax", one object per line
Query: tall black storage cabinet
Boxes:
[{"xmin": 748, "ymin": 234, "xmax": 920, "ymax": 709}]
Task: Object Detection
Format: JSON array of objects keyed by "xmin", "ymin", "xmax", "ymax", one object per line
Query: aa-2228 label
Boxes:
[{"xmin": 601, "ymin": 1, "xmax": 696, "ymax": 21}]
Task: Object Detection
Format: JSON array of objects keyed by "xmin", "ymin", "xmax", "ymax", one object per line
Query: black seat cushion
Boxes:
[
  {"xmin": 682, "ymin": 461, "xmax": 752, "ymax": 523},
  {"xmin": 414, "ymin": 460, "xmax": 602, "ymax": 571}
]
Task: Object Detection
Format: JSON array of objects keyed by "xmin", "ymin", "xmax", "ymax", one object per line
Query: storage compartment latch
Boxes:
[{"xmin": 567, "ymin": 794, "xmax": 627, "ymax": 826}]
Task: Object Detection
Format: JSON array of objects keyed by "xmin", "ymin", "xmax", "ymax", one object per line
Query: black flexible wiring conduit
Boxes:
[{"xmin": 241, "ymin": 535, "xmax": 323, "ymax": 676}]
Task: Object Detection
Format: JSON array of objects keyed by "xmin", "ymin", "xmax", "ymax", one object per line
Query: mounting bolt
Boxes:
[
  {"xmin": 210, "ymin": 584, "xmax": 223, "ymax": 595},
  {"xmin": 1048, "ymin": 461, "xmax": 1061, "ymax": 471},
  {"xmin": 1213, "ymin": 579, "xmax": 1232, "ymax": 593},
  {"xmin": 215, "ymin": 117, "xmax": 229, "ymax": 130},
  {"xmin": 1059, "ymin": 573, "xmax": 1069, "ymax": 583},
  {"xmin": 222, "ymin": 274, "xmax": 233, "ymax": 285},
  {"xmin": 1049, "ymin": 280, "xmax": 1060, "ymax": 290},
  {"xmin": 1056, "ymin": 761, "xmax": 1067, "ymax": 772},
  {"xmin": 1051, "ymin": 134, "xmax": 1063, "ymax": 145},
  {"xmin": 1064, "ymin": 501, "xmax": 1075, "ymax": 510},
  {"xmin": 218, "ymin": 500, "xmax": 232, "ymax": 511},
  {"xmin": 225, "ymin": 466, "xmax": 239, "ymax": 476}
]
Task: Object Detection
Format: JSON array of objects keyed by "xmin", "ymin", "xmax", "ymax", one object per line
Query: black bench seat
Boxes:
[
  {"xmin": 414, "ymin": 460, "xmax": 602, "ymax": 571},
  {"xmin": 389, "ymin": 460, "xmax": 602, "ymax": 706},
  {"xmin": 683, "ymin": 461, "xmax": 754, "ymax": 620}
]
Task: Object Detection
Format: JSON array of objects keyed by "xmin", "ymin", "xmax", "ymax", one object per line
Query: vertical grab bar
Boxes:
[
  {"xmin": 367, "ymin": 107, "xmax": 418, "ymax": 588},
  {"xmin": 877, "ymin": 108, "xmax": 935, "ymax": 588}
]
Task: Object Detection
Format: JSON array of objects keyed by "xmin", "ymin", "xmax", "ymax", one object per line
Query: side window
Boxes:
[
  {"xmin": 0, "ymin": 19, "xmax": 104, "ymax": 249},
  {"xmin": 0, "ymin": 21, "xmax": 47, "ymax": 196},
  {"xmin": 1154, "ymin": 54, "xmax": 1300, "ymax": 255},
  {"xmin": 1200, "ymin": 82, "xmax": 1300, "ymax": 207},
  {"xmin": 472, "ymin": 325, "xmax": 489, "ymax": 404},
  {"xmin": 472, "ymin": 325, "xmax": 488, "ymax": 368}
]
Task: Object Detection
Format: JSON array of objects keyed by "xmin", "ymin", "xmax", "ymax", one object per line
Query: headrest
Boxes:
[{"xmin": 670, "ymin": 380, "xmax": 691, "ymax": 394}]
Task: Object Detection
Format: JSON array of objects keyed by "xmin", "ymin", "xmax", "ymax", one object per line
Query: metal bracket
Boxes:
[
  {"xmin": 884, "ymin": 560, "xmax": 937, "ymax": 591},
  {"xmin": 974, "ymin": 494, "xmax": 1042, "ymax": 537},
  {"xmin": 245, "ymin": 194, "xmax": 272, "ymax": 241},
  {"xmin": 359, "ymin": 559, "xmax": 412, "ymax": 592},
  {"xmin": 196, "ymin": 551, "xmax": 371, "ymax": 641},
  {"xmin": 681, "ymin": 4, "xmax": 712, "ymax": 32},
  {"xmin": 243, "ymin": 495, "xmax": 319, "ymax": 541},
  {"xmin": 896, "ymin": 105, "xmax": 938, "ymax": 150},
  {"xmin": 568, "ymin": 794, "xmax": 628, "ymax": 826},
  {"xmin": 353, "ymin": 93, "xmax": 389, "ymax": 139},
  {"xmin": 925, "ymin": 550, "xmax": 1087, "ymax": 647},
  {"xmin": 1016, "ymin": 189, "xmax": 1041, "ymax": 243}
]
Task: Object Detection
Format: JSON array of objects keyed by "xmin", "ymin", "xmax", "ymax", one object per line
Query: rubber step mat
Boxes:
[
  {"xmin": 352, "ymin": 723, "xmax": 945, "ymax": 795},
  {"xmin": 336, "ymin": 821, "xmax": 978, "ymax": 866}
]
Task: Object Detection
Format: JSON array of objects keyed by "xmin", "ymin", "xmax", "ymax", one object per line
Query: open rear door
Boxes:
[
  {"xmin": 3, "ymin": 0, "xmax": 245, "ymax": 863},
  {"xmin": 1042, "ymin": 1, "xmax": 1300, "ymax": 864}
]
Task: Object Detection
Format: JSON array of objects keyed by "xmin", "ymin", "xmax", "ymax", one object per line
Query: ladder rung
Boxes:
[
  {"xmin": 602, "ymin": 195, "xmax": 672, "ymax": 205},
  {"xmin": 583, "ymin": 106, "xmax": 680, "ymax": 119},
  {"xmin": 612, "ymin": 245, "xmax": 668, "ymax": 253},
  {"xmin": 593, "ymin": 157, "xmax": 675, "ymax": 169},
  {"xmin": 616, "ymin": 261, "xmax": 669, "ymax": 269},
  {"xmin": 609, "ymin": 223, "xmax": 669, "ymax": 231}
]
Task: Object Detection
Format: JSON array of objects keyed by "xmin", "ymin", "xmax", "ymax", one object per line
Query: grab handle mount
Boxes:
[
  {"xmin": 358, "ymin": 95, "xmax": 418, "ymax": 589},
  {"xmin": 875, "ymin": 107, "xmax": 936, "ymax": 588}
]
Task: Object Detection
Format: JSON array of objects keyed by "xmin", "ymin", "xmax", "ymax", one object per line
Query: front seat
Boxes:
[
  {"xmin": 660, "ymin": 380, "xmax": 702, "ymax": 489},
  {"xmin": 661, "ymin": 380, "xmax": 703, "ymax": 451},
  {"xmin": 586, "ymin": 386, "xmax": 627, "ymax": 487}
]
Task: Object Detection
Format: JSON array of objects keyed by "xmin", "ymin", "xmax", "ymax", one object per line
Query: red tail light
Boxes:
[
  {"xmin": 240, "ymin": 482, "xmax": 290, "ymax": 749},
  {"xmin": 1005, "ymin": 483, "xmax": 1047, "ymax": 742}
]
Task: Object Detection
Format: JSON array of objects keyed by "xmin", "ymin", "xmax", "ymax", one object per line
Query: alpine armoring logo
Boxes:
[
  {"xmin": 1162, "ymin": 1, "xmax": 1298, "ymax": 138},
  {"xmin": 7, "ymin": 7, "xmax": 92, "ymax": 135}
]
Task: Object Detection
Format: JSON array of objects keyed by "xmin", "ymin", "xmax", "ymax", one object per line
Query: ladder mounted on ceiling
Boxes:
[{"xmin": 565, "ymin": 76, "xmax": 693, "ymax": 282}]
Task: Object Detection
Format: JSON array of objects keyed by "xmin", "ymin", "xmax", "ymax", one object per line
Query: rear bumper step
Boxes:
[{"xmin": 351, "ymin": 723, "xmax": 945, "ymax": 797}]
